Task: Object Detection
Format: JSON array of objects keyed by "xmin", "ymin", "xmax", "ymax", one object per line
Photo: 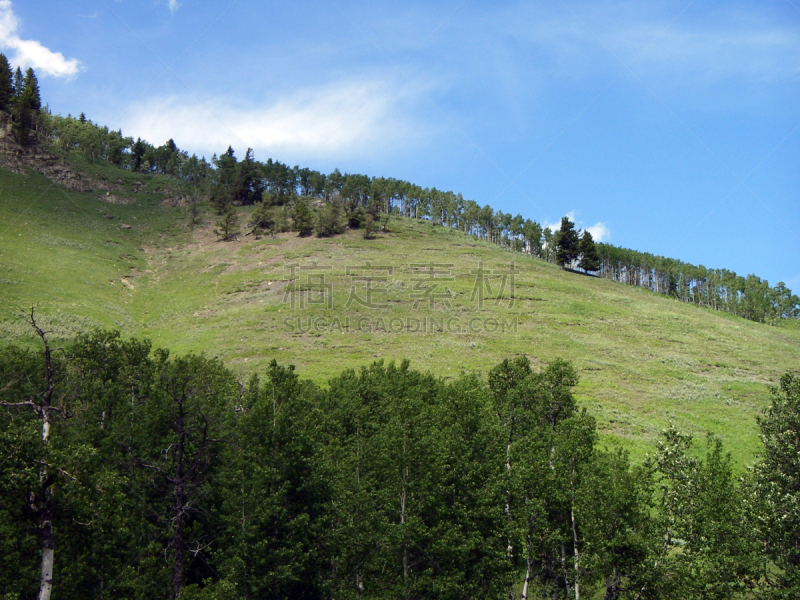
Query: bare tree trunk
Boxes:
[
  {"xmin": 38, "ymin": 510, "xmax": 54, "ymax": 600},
  {"xmin": 37, "ymin": 462, "xmax": 54, "ymax": 600},
  {"xmin": 401, "ymin": 452, "xmax": 409, "ymax": 600},
  {"xmin": 505, "ymin": 406, "xmax": 515, "ymax": 600},
  {"xmin": 35, "ymin": 313, "xmax": 56, "ymax": 600},
  {"xmin": 521, "ymin": 540, "xmax": 533, "ymax": 600},
  {"xmin": 172, "ymin": 406, "xmax": 186, "ymax": 599},
  {"xmin": 571, "ymin": 501, "xmax": 580, "ymax": 600}
]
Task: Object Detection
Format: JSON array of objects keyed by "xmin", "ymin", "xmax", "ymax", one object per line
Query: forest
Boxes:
[
  {"xmin": 3, "ymin": 55, "xmax": 794, "ymax": 326},
  {"xmin": 1, "ymin": 316, "xmax": 799, "ymax": 599}
]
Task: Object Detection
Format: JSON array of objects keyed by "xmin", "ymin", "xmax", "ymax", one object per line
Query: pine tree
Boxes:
[
  {"xmin": 293, "ymin": 200, "xmax": 313, "ymax": 236},
  {"xmin": 232, "ymin": 148, "xmax": 264, "ymax": 205},
  {"xmin": 12, "ymin": 67, "xmax": 22, "ymax": 100},
  {"xmin": 578, "ymin": 230, "xmax": 601, "ymax": 273},
  {"xmin": 555, "ymin": 217, "xmax": 580, "ymax": 269},
  {"xmin": 0, "ymin": 53, "xmax": 13, "ymax": 113},
  {"xmin": 10, "ymin": 67, "xmax": 42, "ymax": 145},
  {"xmin": 315, "ymin": 201, "xmax": 343, "ymax": 237},
  {"xmin": 213, "ymin": 204, "xmax": 239, "ymax": 241},
  {"xmin": 131, "ymin": 137, "xmax": 146, "ymax": 172},
  {"xmin": 247, "ymin": 202, "xmax": 275, "ymax": 236},
  {"xmin": 23, "ymin": 68, "xmax": 41, "ymax": 111}
]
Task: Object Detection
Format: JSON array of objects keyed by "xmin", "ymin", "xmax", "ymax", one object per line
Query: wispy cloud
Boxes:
[
  {"xmin": 167, "ymin": 0, "xmax": 180, "ymax": 14},
  {"xmin": 0, "ymin": 0, "xmax": 81, "ymax": 78},
  {"xmin": 119, "ymin": 79, "xmax": 432, "ymax": 160},
  {"xmin": 493, "ymin": 3, "xmax": 800, "ymax": 86}
]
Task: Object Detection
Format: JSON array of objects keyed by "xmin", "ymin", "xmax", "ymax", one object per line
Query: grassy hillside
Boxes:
[{"xmin": 1, "ymin": 162, "xmax": 797, "ymax": 466}]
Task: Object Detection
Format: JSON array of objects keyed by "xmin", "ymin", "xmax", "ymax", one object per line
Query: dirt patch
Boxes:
[
  {"xmin": 0, "ymin": 131, "xmax": 110, "ymax": 192},
  {"xmin": 161, "ymin": 190, "xmax": 192, "ymax": 207},
  {"xmin": 100, "ymin": 193, "xmax": 128, "ymax": 205}
]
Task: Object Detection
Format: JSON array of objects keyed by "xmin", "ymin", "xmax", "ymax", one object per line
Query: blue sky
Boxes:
[{"xmin": 5, "ymin": 0, "xmax": 799, "ymax": 288}]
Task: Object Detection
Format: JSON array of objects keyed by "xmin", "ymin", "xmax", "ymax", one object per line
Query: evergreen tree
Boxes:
[
  {"xmin": 363, "ymin": 213, "xmax": 375, "ymax": 239},
  {"xmin": 246, "ymin": 202, "xmax": 275, "ymax": 236},
  {"xmin": 0, "ymin": 53, "xmax": 13, "ymax": 112},
  {"xmin": 579, "ymin": 230, "xmax": 601, "ymax": 273},
  {"xmin": 232, "ymin": 148, "xmax": 264, "ymax": 205},
  {"xmin": 131, "ymin": 137, "xmax": 146, "ymax": 172},
  {"xmin": 11, "ymin": 68, "xmax": 41, "ymax": 146},
  {"xmin": 214, "ymin": 204, "xmax": 239, "ymax": 241},
  {"xmin": 293, "ymin": 200, "xmax": 313, "ymax": 236},
  {"xmin": 315, "ymin": 200, "xmax": 343, "ymax": 237},
  {"xmin": 23, "ymin": 68, "xmax": 41, "ymax": 111},
  {"xmin": 555, "ymin": 216, "xmax": 580, "ymax": 268},
  {"xmin": 12, "ymin": 66, "xmax": 22, "ymax": 100}
]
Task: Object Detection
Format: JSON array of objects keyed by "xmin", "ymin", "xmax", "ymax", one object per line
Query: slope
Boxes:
[{"xmin": 0, "ymin": 163, "xmax": 797, "ymax": 466}]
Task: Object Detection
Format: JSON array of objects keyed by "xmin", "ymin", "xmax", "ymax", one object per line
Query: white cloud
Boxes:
[
  {"xmin": 167, "ymin": 0, "xmax": 180, "ymax": 14},
  {"xmin": 543, "ymin": 211, "xmax": 610, "ymax": 242},
  {"xmin": 585, "ymin": 222, "xmax": 610, "ymax": 242},
  {"xmin": 0, "ymin": 0, "xmax": 81, "ymax": 78},
  {"xmin": 118, "ymin": 80, "xmax": 431, "ymax": 161}
]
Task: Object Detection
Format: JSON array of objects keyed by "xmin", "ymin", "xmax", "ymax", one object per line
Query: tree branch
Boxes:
[{"xmin": 0, "ymin": 400, "xmax": 37, "ymax": 409}]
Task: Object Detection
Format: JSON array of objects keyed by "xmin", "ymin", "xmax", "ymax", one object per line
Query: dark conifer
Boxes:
[
  {"xmin": 579, "ymin": 230, "xmax": 601, "ymax": 273},
  {"xmin": 293, "ymin": 199, "xmax": 314, "ymax": 236},
  {"xmin": 23, "ymin": 68, "xmax": 41, "ymax": 111},
  {"xmin": 0, "ymin": 54, "xmax": 13, "ymax": 112},
  {"xmin": 12, "ymin": 67, "xmax": 22, "ymax": 100},
  {"xmin": 555, "ymin": 216, "xmax": 580, "ymax": 268}
]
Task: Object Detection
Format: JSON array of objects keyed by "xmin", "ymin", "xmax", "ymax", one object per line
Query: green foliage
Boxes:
[
  {"xmin": 9, "ymin": 66, "xmax": 42, "ymax": 146},
  {"xmin": 247, "ymin": 201, "xmax": 275, "ymax": 236},
  {"xmin": 188, "ymin": 195, "xmax": 201, "ymax": 230},
  {"xmin": 347, "ymin": 205, "xmax": 366, "ymax": 229},
  {"xmin": 293, "ymin": 199, "xmax": 314, "ymax": 236},
  {"xmin": 315, "ymin": 201, "xmax": 344, "ymax": 237},
  {"xmin": 363, "ymin": 212, "xmax": 375, "ymax": 239},
  {"xmin": 752, "ymin": 372, "xmax": 800, "ymax": 595},
  {"xmin": 1, "ymin": 335, "xmax": 798, "ymax": 598},
  {"xmin": 11, "ymin": 65, "xmax": 796, "ymax": 325},
  {"xmin": 231, "ymin": 148, "xmax": 264, "ymax": 205},
  {"xmin": 0, "ymin": 54, "xmax": 13, "ymax": 113},
  {"xmin": 555, "ymin": 216, "xmax": 580, "ymax": 268},
  {"xmin": 579, "ymin": 230, "xmax": 600, "ymax": 273},
  {"xmin": 213, "ymin": 204, "xmax": 239, "ymax": 241},
  {"xmin": 214, "ymin": 362, "xmax": 329, "ymax": 598}
]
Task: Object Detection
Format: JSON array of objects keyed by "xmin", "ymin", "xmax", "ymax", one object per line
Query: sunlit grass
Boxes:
[{"xmin": 1, "ymin": 166, "xmax": 798, "ymax": 468}]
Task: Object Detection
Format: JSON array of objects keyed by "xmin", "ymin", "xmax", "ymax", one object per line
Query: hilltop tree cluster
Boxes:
[
  {"xmin": 0, "ymin": 54, "xmax": 42, "ymax": 146},
  {"xmin": 1, "ymin": 327, "xmax": 799, "ymax": 599},
  {"xmin": 10, "ymin": 69, "xmax": 798, "ymax": 324}
]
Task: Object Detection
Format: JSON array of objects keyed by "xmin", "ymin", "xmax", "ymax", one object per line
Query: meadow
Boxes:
[{"xmin": 1, "ymin": 161, "xmax": 797, "ymax": 466}]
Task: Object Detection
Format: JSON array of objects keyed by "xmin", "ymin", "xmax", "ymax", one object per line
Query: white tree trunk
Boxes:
[
  {"xmin": 38, "ymin": 412, "xmax": 54, "ymax": 600},
  {"xmin": 38, "ymin": 544, "xmax": 54, "ymax": 600},
  {"xmin": 571, "ymin": 503, "xmax": 580, "ymax": 600}
]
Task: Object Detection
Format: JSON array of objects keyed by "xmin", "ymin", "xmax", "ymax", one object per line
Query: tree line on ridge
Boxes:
[{"xmin": 5, "ymin": 55, "xmax": 798, "ymax": 324}]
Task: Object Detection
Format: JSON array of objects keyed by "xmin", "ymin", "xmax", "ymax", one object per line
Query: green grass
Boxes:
[{"xmin": 1, "ymin": 165, "xmax": 798, "ymax": 467}]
